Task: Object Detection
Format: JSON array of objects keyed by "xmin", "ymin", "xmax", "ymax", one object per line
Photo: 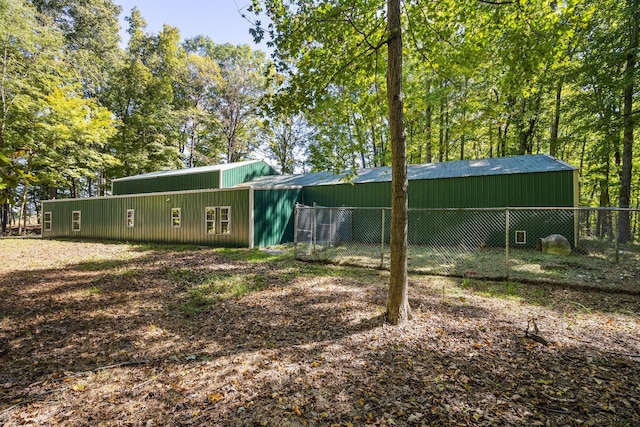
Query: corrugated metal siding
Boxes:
[
  {"xmin": 42, "ymin": 189, "xmax": 251, "ymax": 247},
  {"xmin": 301, "ymin": 170, "xmax": 577, "ymax": 248},
  {"xmin": 303, "ymin": 182, "xmax": 391, "ymax": 207},
  {"xmin": 253, "ymin": 188, "xmax": 302, "ymax": 247},
  {"xmin": 221, "ymin": 162, "xmax": 277, "ymax": 189},
  {"xmin": 303, "ymin": 170, "xmax": 576, "ymax": 209},
  {"xmin": 112, "ymin": 160, "xmax": 277, "ymax": 195},
  {"xmin": 112, "ymin": 171, "xmax": 221, "ymax": 195}
]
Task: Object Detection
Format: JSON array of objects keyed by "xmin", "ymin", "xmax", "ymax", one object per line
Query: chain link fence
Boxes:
[{"xmin": 294, "ymin": 205, "xmax": 640, "ymax": 293}]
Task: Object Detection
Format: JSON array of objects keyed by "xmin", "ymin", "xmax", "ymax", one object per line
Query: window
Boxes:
[
  {"xmin": 515, "ymin": 230, "xmax": 526, "ymax": 245},
  {"xmin": 219, "ymin": 207, "xmax": 231, "ymax": 234},
  {"xmin": 205, "ymin": 207, "xmax": 216, "ymax": 234},
  {"xmin": 205, "ymin": 206, "xmax": 231, "ymax": 235},
  {"xmin": 43, "ymin": 212, "xmax": 52, "ymax": 231},
  {"xmin": 127, "ymin": 209, "xmax": 135, "ymax": 228},
  {"xmin": 172, "ymin": 208, "xmax": 181, "ymax": 228},
  {"xmin": 72, "ymin": 211, "xmax": 81, "ymax": 232}
]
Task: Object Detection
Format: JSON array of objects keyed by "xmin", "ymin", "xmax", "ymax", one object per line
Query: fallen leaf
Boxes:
[{"xmin": 208, "ymin": 392, "xmax": 223, "ymax": 404}]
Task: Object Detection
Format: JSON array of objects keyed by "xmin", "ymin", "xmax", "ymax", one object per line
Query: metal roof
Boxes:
[
  {"xmin": 241, "ymin": 154, "xmax": 576, "ymax": 188},
  {"xmin": 112, "ymin": 160, "xmax": 267, "ymax": 182}
]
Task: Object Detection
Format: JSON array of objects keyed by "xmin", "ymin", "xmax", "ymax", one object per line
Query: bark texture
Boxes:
[
  {"xmin": 618, "ymin": 0, "xmax": 638, "ymax": 243},
  {"xmin": 386, "ymin": 0, "xmax": 410, "ymax": 325}
]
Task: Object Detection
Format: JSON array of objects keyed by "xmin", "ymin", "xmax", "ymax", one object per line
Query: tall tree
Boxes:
[
  {"xmin": 181, "ymin": 38, "xmax": 270, "ymax": 164},
  {"xmin": 618, "ymin": 0, "xmax": 639, "ymax": 243},
  {"xmin": 28, "ymin": 0, "xmax": 122, "ymax": 97},
  {"xmin": 0, "ymin": 0, "xmax": 62, "ymax": 214},
  {"xmin": 262, "ymin": 113, "xmax": 310, "ymax": 173},
  {"xmin": 105, "ymin": 8, "xmax": 185, "ymax": 179},
  {"xmin": 251, "ymin": 0, "xmax": 410, "ymax": 323},
  {"xmin": 209, "ymin": 43, "xmax": 270, "ymax": 163},
  {"xmin": 386, "ymin": 0, "xmax": 410, "ymax": 325}
]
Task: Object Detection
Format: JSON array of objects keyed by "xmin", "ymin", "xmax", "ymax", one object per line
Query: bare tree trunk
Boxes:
[
  {"xmin": 618, "ymin": 0, "xmax": 638, "ymax": 243},
  {"xmin": 18, "ymin": 184, "xmax": 28, "ymax": 235},
  {"xmin": 488, "ymin": 120, "xmax": 494, "ymax": 158},
  {"xmin": 99, "ymin": 169, "xmax": 107, "ymax": 196},
  {"xmin": 1, "ymin": 201, "xmax": 9, "ymax": 235},
  {"xmin": 17, "ymin": 150, "xmax": 33, "ymax": 235},
  {"xmin": 444, "ymin": 109, "xmax": 450, "ymax": 161},
  {"xmin": 371, "ymin": 124, "xmax": 379, "ymax": 166},
  {"xmin": 425, "ymin": 103, "xmax": 432, "ymax": 163},
  {"xmin": 550, "ymin": 79, "xmax": 563, "ymax": 157},
  {"xmin": 386, "ymin": 0, "xmax": 410, "ymax": 325},
  {"xmin": 425, "ymin": 81, "xmax": 432, "ymax": 163},
  {"xmin": 438, "ymin": 98, "xmax": 444, "ymax": 162}
]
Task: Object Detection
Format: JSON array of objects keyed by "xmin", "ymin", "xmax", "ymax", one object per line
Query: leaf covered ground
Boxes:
[{"xmin": 0, "ymin": 239, "xmax": 639, "ymax": 426}]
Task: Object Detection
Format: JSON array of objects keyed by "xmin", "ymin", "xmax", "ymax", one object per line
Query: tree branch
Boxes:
[{"xmin": 478, "ymin": 0, "xmax": 515, "ymax": 4}]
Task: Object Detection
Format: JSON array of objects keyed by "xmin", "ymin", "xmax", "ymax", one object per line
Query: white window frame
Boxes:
[
  {"xmin": 126, "ymin": 209, "xmax": 135, "ymax": 228},
  {"xmin": 205, "ymin": 206, "xmax": 231, "ymax": 235},
  {"xmin": 171, "ymin": 208, "xmax": 181, "ymax": 228},
  {"xmin": 205, "ymin": 207, "xmax": 216, "ymax": 234},
  {"xmin": 43, "ymin": 212, "xmax": 52, "ymax": 231},
  {"xmin": 515, "ymin": 230, "xmax": 527, "ymax": 245},
  {"xmin": 219, "ymin": 206, "xmax": 231, "ymax": 235},
  {"xmin": 72, "ymin": 211, "xmax": 81, "ymax": 232}
]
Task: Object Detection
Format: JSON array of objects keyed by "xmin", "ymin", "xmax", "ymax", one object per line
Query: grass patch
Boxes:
[
  {"xmin": 302, "ymin": 240, "xmax": 640, "ymax": 294},
  {"xmin": 135, "ymin": 243, "xmax": 201, "ymax": 252},
  {"xmin": 214, "ymin": 247, "xmax": 293, "ymax": 262},
  {"xmin": 81, "ymin": 286, "xmax": 101, "ymax": 296},
  {"xmin": 461, "ymin": 279, "xmax": 547, "ymax": 304},
  {"xmin": 117, "ymin": 268, "xmax": 136, "ymax": 277},
  {"xmin": 166, "ymin": 268, "xmax": 203, "ymax": 284},
  {"xmin": 76, "ymin": 259, "xmax": 124, "ymax": 271},
  {"xmin": 176, "ymin": 273, "xmax": 268, "ymax": 316}
]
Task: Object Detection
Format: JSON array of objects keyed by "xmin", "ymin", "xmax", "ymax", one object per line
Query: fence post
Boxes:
[
  {"xmin": 293, "ymin": 203, "xmax": 299, "ymax": 259},
  {"xmin": 381, "ymin": 208, "xmax": 385, "ymax": 267},
  {"xmin": 329, "ymin": 208, "xmax": 333, "ymax": 247},
  {"xmin": 312, "ymin": 202, "xmax": 317, "ymax": 256},
  {"xmin": 615, "ymin": 209, "xmax": 620, "ymax": 264},
  {"xmin": 505, "ymin": 208, "xmax": 510, "ymax": 280}
]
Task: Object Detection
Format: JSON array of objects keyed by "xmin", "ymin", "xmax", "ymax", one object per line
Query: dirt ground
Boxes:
[{"xmin": 0, "ymin": 239, "xmax": 639, "ymax": 426}]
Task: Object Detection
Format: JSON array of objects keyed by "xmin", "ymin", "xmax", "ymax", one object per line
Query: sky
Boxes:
[{"xmin": 115, "ymin": 0, "xmax": 270, "ymax": 52}]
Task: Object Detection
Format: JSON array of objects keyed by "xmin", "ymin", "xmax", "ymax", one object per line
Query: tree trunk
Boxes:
[
  {"xmin": 488, "ymin": 120, "xmax": 493, "ymax": 158},
  {"xmin": 550, "ymin": 79, "xmax": 563, "ymax": 157},
  {"xmin": 425, "ymin": 103, "xmax": 432, "ymax": 163},
  {"xmin": 99, "ymin": 169, "xmax": 107, "ymax": 196},
  {"xmin": 371, "ymin": 124, "xmax": 379, "ymax": 166},
  {"xmin": 386, "ymin": 0, "xmax": 410, "ymax": 325},
  {"xmin": 1, "ymin": 203, "xmax": 8, "ymax": 234},
  {"xmin": 17, "ymin": 150, "xmax": 33, "ymax": 235},
  {"xmin": 517, "ymin": 97, "xmax": 539, "ymax": 155},
  {"xmin": 444, "ymin": 109, "xmax": 450, "ymax": 161},
  {"xmin": 618, "ymin": 0, "xmax": 638, "ymax": 243},
  {"xmin": 18, "ymin": 184, "xmax": 28, "ymax": 235},
  {"xmin": 438, "ymin": 98, "xmax": 444, "ymax": 162},
  {"xmin": 425, "ymin": 81, "xmax": 432, "ymax": 163}
]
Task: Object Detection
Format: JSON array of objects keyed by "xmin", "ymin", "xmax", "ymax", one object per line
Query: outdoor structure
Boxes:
[
  {"xmin": 41, "ymin": 154, "xmax": 579, "ymax": 248},
  {"xmin": 248, "ymin": 153, "xmax": 579, "ymax": 248},
  {"xmin": 41, "ymin": 160, "xmax": 301, "ymax": 248}
]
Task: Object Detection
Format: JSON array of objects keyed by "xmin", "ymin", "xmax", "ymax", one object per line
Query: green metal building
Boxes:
[
  {"xmin": 245, "ymin": 154, "xmax": 579, "ymax": 248},
  {"xmin": 111, "ymin": 160, "xmax": 277, "ymax": 195},
  {"xmin": 42, "ymin": 160, "xmax": 302, "ymax": 248},
  {"xmin": 41, "ymin": 154, "xmax": 578, "ymax": 248}
]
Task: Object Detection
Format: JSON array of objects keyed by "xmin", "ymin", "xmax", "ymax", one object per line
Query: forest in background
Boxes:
[{"xmin": 0, "ymin": 0, "xmax": 638, "ymax": 240}]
